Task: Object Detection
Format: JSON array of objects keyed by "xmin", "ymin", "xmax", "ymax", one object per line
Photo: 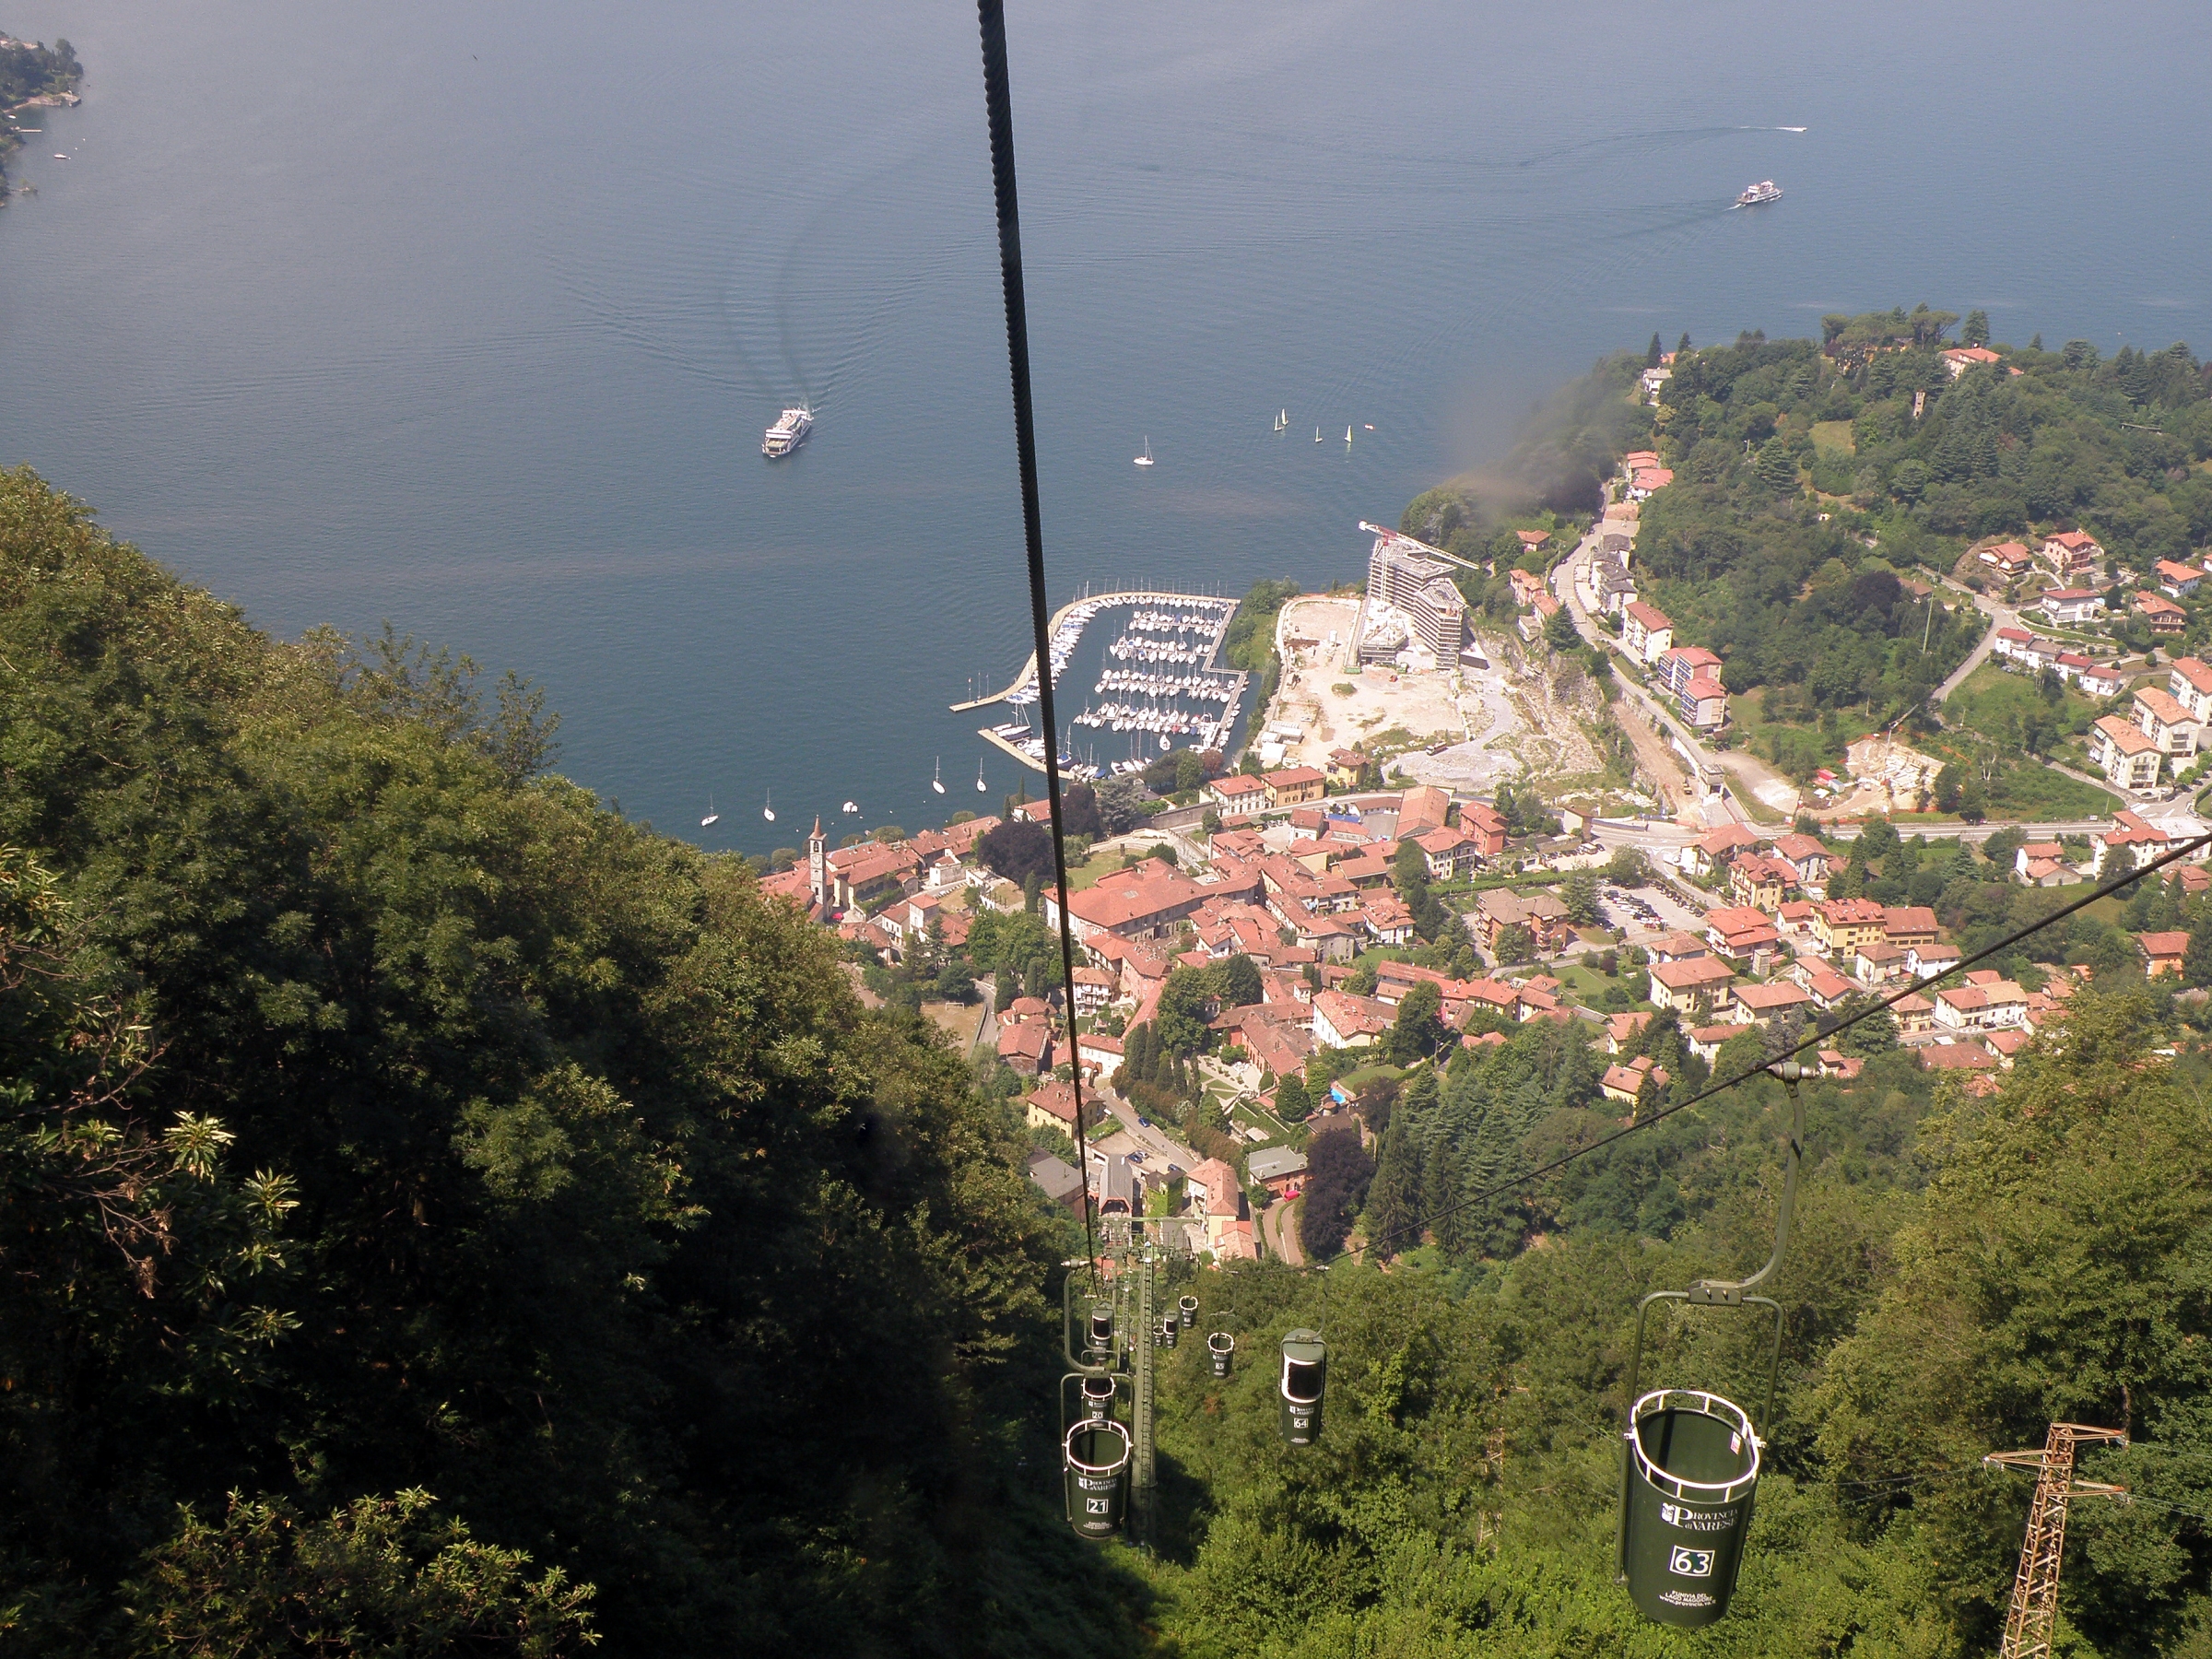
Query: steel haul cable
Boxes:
[{"xmin": 975, "ymin": 0, "xmax": 1097, "ymax": 1277}]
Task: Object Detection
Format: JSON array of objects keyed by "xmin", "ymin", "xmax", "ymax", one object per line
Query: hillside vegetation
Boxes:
[
  {"xmin": 1141, "ymin": 994, "xmax": 2212, "ymax": 1657},
  {"xmin": 5, "ymin": 465, "xmax": 2209, "ymax": 1656},
  {"xmin": 0, "ymin": 468, "xmax": 1129, "ymax": 1653},
  {"xmin": 1640, "ymin": 315, "xmax": 2212, "ymax": 791}
]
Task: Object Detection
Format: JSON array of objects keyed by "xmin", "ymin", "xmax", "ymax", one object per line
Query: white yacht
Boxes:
[
  {"xmin": 762, "ymin": 405, "xmax": 813, "ymax": 458},
  {"xmin": 1735, "ymin": 180, "xmax": 1783, "ymax": 207}
]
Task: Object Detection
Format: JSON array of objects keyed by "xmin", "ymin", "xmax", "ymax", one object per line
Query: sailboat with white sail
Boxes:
[{"xmin": 1134, "ymin": 437, "xmax": 1153, "ymax": 467}]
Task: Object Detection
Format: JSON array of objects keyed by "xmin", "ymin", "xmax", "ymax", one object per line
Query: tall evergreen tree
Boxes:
[
  {"xmin": 1645, "ymin": 332, "xmax": 1664, "ymax": 368},
  {"xmin": 1421, "ymin": 1132, "xmax": 1468, "ymax": 1257},
  {"xmin": 1363, "ymin": 1112, "xmax": 1423, "ymax": 1259}
]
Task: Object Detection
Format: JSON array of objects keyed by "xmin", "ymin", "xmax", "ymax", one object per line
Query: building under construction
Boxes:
[{"xmin": 1358, "ymin": 524, "xmax": 1471, "ymax": 666}]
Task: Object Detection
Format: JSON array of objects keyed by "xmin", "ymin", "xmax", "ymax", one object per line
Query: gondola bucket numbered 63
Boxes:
[
  {"xmin": 1615, "ymin": 1063, "xmax": 1803, "ymax": 1627},
  {"xmin": 1619, "ymin": 1387, "xmax": 1762, "ymax": 1624}
]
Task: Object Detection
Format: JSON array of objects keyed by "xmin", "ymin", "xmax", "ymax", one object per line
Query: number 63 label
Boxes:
[{"xmin": 1669, "ymin": 1547, "xmax": 1715, "ymax": 1578}]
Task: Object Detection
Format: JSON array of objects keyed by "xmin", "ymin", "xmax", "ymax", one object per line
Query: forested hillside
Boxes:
[
  {"xmin": 1132, "ymin": 989, "xmax": 2212, "ymax": 1657},
  {"xmin": 5, "ymin": 465, "xmax": 2209, "ymax": 1656},
  {"xmin": 1639, "ymin": 314, "xmax": 2212, "ymax": 789},
  {"xmin": 0, "ymin": 469, "xmax": 1132, "ymax": 1653}
]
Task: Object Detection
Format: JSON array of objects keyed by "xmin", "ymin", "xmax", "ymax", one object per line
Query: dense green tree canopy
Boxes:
[{"xmin": 0, "ymin": 469, "xmax": 1125, "ymax": 1654}]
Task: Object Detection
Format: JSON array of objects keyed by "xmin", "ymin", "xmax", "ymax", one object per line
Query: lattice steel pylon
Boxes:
[{"xmin": 1983, "ymin": 1422, "xmax": 2130, "ymax": 1659}]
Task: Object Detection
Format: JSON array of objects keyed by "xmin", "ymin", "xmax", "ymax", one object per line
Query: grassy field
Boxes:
[
  {"xmin": 1945, "ymin": 661, "xmax": 2100, "ymax": 740},
  {"xmin": 1811, "ymin": 420, "xmax": 1857, "ymax": 455},
  {"xmin": 1722, "ymin": 686, "xmax": 1874, "ymax": 789},
  {"xmin": 1932, "ymin": 664, "xmax": 2119, "ymax": 817}
]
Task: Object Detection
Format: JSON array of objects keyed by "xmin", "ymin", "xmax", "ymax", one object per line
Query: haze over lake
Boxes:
[{"xmin": 4, "ymin": 0, "xmax": 2208, "ymax": 851}]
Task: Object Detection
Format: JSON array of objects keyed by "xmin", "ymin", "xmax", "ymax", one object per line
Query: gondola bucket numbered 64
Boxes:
[{"xmin": 1278, "ymin": 1330, "xmax": 1325, "ymax": 1445}]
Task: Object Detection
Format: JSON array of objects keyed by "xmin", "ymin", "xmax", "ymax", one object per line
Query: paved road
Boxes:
[
  {"xmin": 1093, "ymin": 1091, "xmax": 1203, "ymax": 1173},
  {"xmin": 1262, "ymin": 1195, "xmax": 1304, "ymax": 1265},
  {"xmin": 1929, "ymin": 579, "xmax": 2016, "ymax": 706},
  {"xmin": 1556, "ymin": 526, "xmax": 1798, "ymax": 821}
]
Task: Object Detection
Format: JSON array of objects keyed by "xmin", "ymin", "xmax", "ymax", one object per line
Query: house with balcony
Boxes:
[
  {"xmin": 2135, "ymin": 591, "xmax": 2189, "ymax": 635},
  {"xmin": 1621, "ymin": 600, "xmax": 1674, "ymax": 665},
  {"xmin": 1705, "ymin": 904, "xmax": 1783, "ymax": 959},
  {"xmin": 2133, "ymin": 687, "xmax": 2200, "ymax": 759},
  {"xmin": 1933, "ymin": 977, "xmax": 2029, "ymax": 1033},
  {"xmin": 1207, "ymin": 773, "xmax": 1268, "ymax": 818},
  {"xmin": 2036, "ymin": 588, "xmax": 2106, "ymax": 628},
  {"xmin": 1812, "ymin": 898, "xmax": 1889, "ymax": 957},
  {"xmin": 2038, "ymin": 530, "xmax": 2104, "ymax": 582},
  {"xmin": 2092, "ymin": 810, "xmax": 2175, "ymax": 877},
  {"xmin": 2171, "ymin": 656, "xmax": 2212, "ymax": 723},
  {"xmin": 1648, "ymin": 956, "xmax": 1735, "ymax": 1016},
  {"xmin": 1681, "ymin": 821, "xmax": 1760, "ymax": 877},
  {"xmin": 2138, "ymin": 930, "xmax": 2190, "ymax": 978},
  {"xmin": 1770, "ymin": 833, "xmax": 1833, "ymax": 892},
  {"xmin": 1728, "ymin": 853, "xmax": 1796, "ymax": 913},
  {"xmin": 2158, "ymin": 559, "xmax": 2205, "ymax": 599},
  {"xmin": 2088, "ymin": 714, "xmax": 2163, "ymax": 793}
]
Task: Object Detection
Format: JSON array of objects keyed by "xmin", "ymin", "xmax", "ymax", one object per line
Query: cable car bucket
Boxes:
[
  {"xmin": 1279, "ymin": 1329, "xmax": 1326, "ymax": 1445},
  {"xmin": 1064, "ymin": 1417, "xmax": 1133, "ymax": 1537},
  {"xmin": 1064, "ymin": 1277, "xmax": 1122, "ymax": 1374},
  {"xmin": 1615, "ymin": 1062, "xmax": 1802, "ymax": 1628}
]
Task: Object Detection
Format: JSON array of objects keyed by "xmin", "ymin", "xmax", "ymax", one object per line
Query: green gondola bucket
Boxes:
[
  {"xmin": 1278, "ymin": 1330, "xmax": 1325, "ymax": 1445},
  {"xmin": 1161, "ymin": 1314, "xmax": 1179, "ymax": 1349},
  {"xmin": 1080, "ymin": 1372, "xmax": 1116, "ymax": 1421},
  {"xmin": 1178, "ymin": 1294, "xmax": 1198, "ymax": 1330},
  {"xmin": 1207, "ymin": 1331, "xmax": 1234, "ymax": 1378},
  {"xmin": 1618, "ymin": 1388, "xmax": 1762, "ymax": 1628},
  {"xmin": 1064, "ymin": 1418, "xmax": 1132, "ymax": 1538}
]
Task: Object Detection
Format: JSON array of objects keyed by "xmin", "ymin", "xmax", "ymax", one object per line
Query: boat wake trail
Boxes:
[{"xmin": 1513, "ymin": 124, "xmax": 1753, "ymax": 171}]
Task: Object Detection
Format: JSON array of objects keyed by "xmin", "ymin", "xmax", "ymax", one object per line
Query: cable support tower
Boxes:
[{"xmin": 1985, "ymin": 1423, "xmax": 2131, "ymax": 1659}]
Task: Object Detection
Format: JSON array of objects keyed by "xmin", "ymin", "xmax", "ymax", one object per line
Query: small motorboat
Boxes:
[{"xmin": 841, "ymin": 800, "xmax": 860, "ymax": 815}]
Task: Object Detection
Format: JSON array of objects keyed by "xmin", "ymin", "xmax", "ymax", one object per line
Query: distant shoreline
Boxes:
[{"xmin": 1, "ymin": 31, "xmax": 85, "ymax": 197}]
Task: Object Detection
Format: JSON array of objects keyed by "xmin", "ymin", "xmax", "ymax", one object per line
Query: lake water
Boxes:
[{"xmin": 4, "ymin": 1, "xmax": 2209, "ymax": 852}]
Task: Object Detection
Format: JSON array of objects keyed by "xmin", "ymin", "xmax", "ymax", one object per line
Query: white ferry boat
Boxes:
[
  {"xmin": 761, "ymin": 405, "xmax": 813, "ymax": 458},
  {"xmin": 1735, "ymin": 180, "xmax": 1783, "ymax": 207}
]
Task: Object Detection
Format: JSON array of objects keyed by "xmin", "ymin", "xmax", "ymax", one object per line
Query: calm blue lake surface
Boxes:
[{"xmin": 4, "ymin": 1, "xmax": 2209, "ymax": 852}]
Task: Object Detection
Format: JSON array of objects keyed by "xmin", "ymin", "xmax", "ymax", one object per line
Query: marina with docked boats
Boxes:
[{"xmin": 955, "ymin": 589, "xmax": 1251, "ymax": 777}]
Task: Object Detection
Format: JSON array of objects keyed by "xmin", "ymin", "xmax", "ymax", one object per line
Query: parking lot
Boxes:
[{"xmin": 1601, "ymin": 881, "xmax": 1711, "ymax": 943}]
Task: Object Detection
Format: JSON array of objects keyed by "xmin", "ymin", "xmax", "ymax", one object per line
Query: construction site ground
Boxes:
[{"xmin": 1269, "ymin": 596, "xmax": 1601, "ymax": 794}]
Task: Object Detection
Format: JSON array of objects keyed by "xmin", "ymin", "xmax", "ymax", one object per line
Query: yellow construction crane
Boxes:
[{"xmin": 1983, "ymin": 1422, "xmax": 2130, "ymax": 1659}]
